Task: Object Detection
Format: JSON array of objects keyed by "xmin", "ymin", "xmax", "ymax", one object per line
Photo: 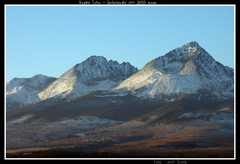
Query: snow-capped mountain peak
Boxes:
[
  {"xmin": 83, "ymin": 55, "xmax": 108, "ymax": 64},
  {"xmin": 114, "ymin": 41, "xmax": 234, "ymax": 101},
  {"xmin": 6, "ymin": 74, "xmax": 57, "ymax": 111},
  {"xmin": 38, "ymin": 56, "xmax": 138, "ymax": 101},
  {"xmin": 182, "ymin": 41, "xmax": 200, "ymax": 50}
]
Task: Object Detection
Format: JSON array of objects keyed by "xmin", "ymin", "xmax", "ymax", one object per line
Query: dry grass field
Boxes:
[
  {"xmin": 6, "ymin": 118, "xmax": 234, "ymax": 158},
  {"xmin": 6, "ymin": 97, "xmax": 234, "ymax": 158}
]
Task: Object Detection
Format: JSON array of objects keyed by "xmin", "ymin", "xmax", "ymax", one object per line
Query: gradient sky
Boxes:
[{"xmin": 5, "ymin": 5, "xmax": 235, "ymax": 81}]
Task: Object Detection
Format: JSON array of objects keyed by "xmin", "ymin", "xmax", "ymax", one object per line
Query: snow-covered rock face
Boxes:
[
  {"xmin": 76, "ymin": 56, "xmax": 138, "ymax": 84},
  {"xmin": 38, "ymin": 56, "xmax": 138, "ymax": 101},
  {"xmin": 114, "ymin": 41, "xmax": 234, "ymax": 100},
  {"xmin": 6, "ymin": 74, "xmax": 57, "ymax": 111}
]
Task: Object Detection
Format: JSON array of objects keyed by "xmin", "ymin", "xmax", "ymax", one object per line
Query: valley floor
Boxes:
[{"xmin": 6, "ymin": 115, "xmax": 234, "ymax": 158}]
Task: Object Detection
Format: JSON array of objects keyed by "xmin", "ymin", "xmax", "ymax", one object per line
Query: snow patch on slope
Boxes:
[
  {"xmin": 7, "ymin": 114, "xmax": 34, "ymax": 127},
  {"xmin": 178, "ymin": 108, "xmax": 233, "ymax": 123}
]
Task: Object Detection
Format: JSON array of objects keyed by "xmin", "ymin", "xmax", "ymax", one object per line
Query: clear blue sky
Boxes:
[{"xmin": 6, "ymin": 5, "xmax": 235, "ymax": 81}]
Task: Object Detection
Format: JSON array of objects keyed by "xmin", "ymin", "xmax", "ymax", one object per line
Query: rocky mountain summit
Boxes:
[
  {"xmin": 115, "ymin": 41, "xmax": 234, "ymax": 101},
  {"xmin": 6, "ymin": 74, "xmax": 57, "ymax": 111},
  {"xmin": 38, "ymin": 55, "xmax": 138, "ymax": 101}
]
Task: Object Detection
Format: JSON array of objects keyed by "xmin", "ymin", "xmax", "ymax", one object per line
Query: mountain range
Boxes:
[
  {"xmin": 6, "ymin": 41, "xmax": 234, "ymax": 111},
  {"xmin": 6, "ymin": 41, "xmax": 234, "ymax": 157},
  {"xmin": 6, "ymin": 56, "xmax": 138, "ymax": 111}
]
